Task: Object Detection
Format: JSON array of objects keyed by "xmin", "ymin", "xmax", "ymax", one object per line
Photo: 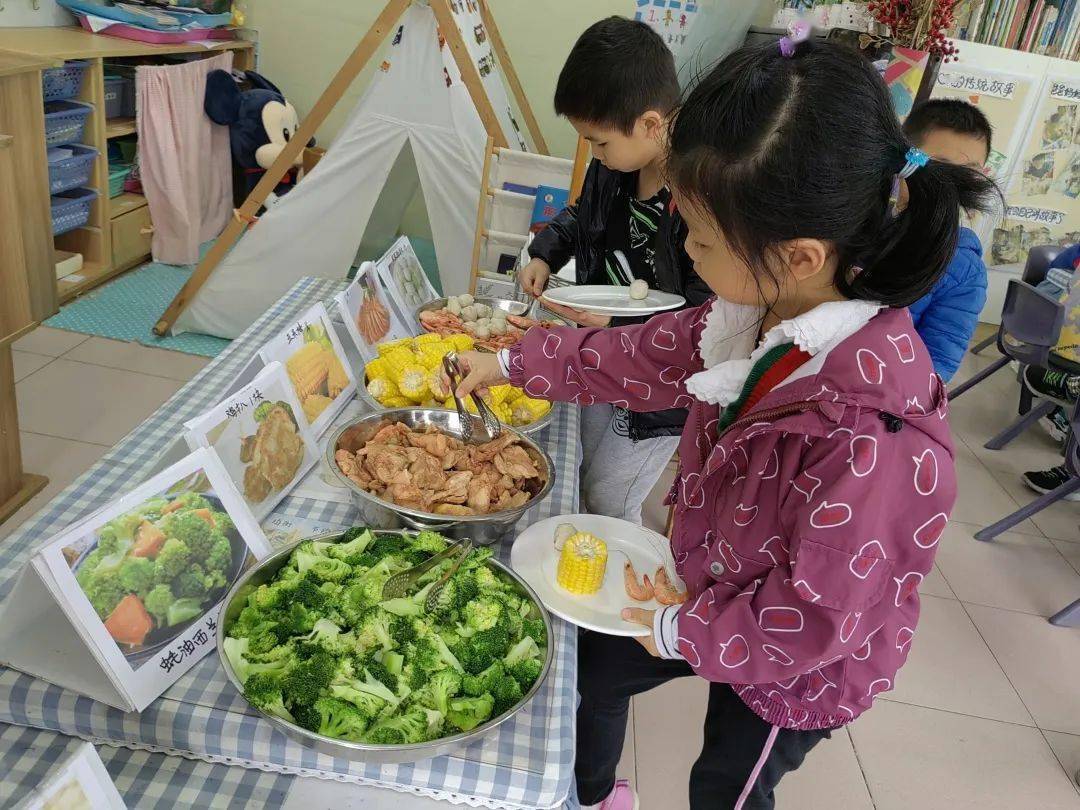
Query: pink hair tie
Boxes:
[{"xmin": 778, "ymin": 20, "xmax": 811, "ymax": 57}]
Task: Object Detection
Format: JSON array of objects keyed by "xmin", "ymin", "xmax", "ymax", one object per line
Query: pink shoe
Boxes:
[{"xmin": 597, "ymin": 779, "xmax": 639, "ymax": 810}]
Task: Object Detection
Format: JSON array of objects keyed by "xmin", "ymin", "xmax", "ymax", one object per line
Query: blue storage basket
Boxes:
[
  {"xmin": 42, "ymin": 60, "xmax": 90, "ymax": 102},
  {"xmin": 44, "ymin": 101, "xmax": 94, "ymax": 148},
  {"xmin": 51, "ymin": 187, "xmax": 98, "ymax": 236},
  {"xmin": 47, "ymin": 144, "xmax": 98, "ymax": 194}
]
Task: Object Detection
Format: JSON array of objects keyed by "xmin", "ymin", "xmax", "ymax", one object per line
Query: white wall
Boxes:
[{"xmin": 0, "ymin": 0, "xmax": 74, "ymax": 27}]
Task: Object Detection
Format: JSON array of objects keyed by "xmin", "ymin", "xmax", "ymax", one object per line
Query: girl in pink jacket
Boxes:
[{"xmin": 455, "ymin": 31, "xmax": 997, "ymax": 810}]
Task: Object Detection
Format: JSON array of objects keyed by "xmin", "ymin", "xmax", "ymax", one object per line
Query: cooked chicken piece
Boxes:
[
  {"xmin": 434, "ymin": 503, "xmax": 476, "ymax": 516},
  {"xmin": 363, "ymin": 446, "xmax": 410, "ymax": 485},
  {"xmin": 370, "ymin": 422, "xmax": 411, "ymax": 446},
  {"xmin": 471, "ymin": 433, "xmax": 517, "ymax": 463},
  {"xmin": 493, "ymin": 445, "xmax": 539, "ymax": 479},
  {"xmin": 433, "ymin": 470, "xmax": 472, "ymax": 504},
  {"xmin": 407, "ymin": 430, "xmax": 450, "ymax": 458},
  {"xmin": 466, "ymin": 478, "xmax": 492, "ymax": 513},
  {"xmin": 386, "ymin": 480, "xmax": 427, "ymax": 510},
  {"xmin": 409, "ymin": 452, "xmax": 447, "ymax": 491}
]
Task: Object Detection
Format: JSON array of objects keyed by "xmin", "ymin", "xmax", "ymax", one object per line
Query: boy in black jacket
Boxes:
[{"xmin": 519, "ymin": 17, "xmax": 711, "ymax": 524}]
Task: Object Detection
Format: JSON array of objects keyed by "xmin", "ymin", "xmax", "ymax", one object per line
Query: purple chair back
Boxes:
[
  {"xmin": 997, "ymin": 280, "xmax": 1065, "ymax": 369},
  {"xmin": 1021, "ymin": 244, "xmax": 1064, "ymax": 287}
]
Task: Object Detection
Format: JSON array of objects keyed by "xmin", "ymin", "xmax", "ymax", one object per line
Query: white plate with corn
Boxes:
[{"xmin": 510, "ymin": 514, "xmax": 681, "ymax": 636}]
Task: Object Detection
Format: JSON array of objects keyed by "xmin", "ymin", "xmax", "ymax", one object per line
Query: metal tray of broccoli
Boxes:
[{"xmin": 217, "ymin": 527, "xmax": 553, "ymax": 764}]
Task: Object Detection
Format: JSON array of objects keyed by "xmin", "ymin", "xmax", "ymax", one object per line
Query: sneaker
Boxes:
[
  {"xmin": 1022, "ymin": 465, "xmax": 1080, "ymax": 502},
  {"xmin": 1024, "ymin": 366, "xmax": 1080, "ymax": 405},
  {"xmin": 1040, "ymin": 406, "xmax": 1071, "ymax": 445},
  {"xmin": 590, "ymin": 779, "xmax": 639, "ymax": 810}
]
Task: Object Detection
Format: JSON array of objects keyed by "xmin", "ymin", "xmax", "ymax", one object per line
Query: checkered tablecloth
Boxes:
[{"xmin": 0, "ymin": 278, "xmax": 581, "ymax": 810}]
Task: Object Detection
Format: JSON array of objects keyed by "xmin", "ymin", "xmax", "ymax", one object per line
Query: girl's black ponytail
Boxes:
[{"xmin": 843, "ymin": 154, "xmax": 1000, "ymax": 307}]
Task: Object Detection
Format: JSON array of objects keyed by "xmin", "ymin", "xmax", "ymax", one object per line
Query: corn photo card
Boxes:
[
  {"xmin": 335, "ymin": 260, "xmax": 415, "ymax": 362},
  {"xmin": 373, "ymin": 236, "xmax": 439, "ymax": 329},
  {"xmin": 14, "ymin": 741, "xmax": 126, "ymax": 810},
  {"xmin": 183, "ymin": 362, "xmax": 319, "ymax": 523},
  {"xmin": 257, "ymin": 302, "xmax": 357, "ymax": 438},
  {"xmin": 0, "ymin": 448, "xmax": 271, "ymax": 712}
]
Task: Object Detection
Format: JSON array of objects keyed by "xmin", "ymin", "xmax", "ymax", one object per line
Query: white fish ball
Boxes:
[{"xmin": 629, "ymin": 279, "xmax": 649, "ymax": 300}]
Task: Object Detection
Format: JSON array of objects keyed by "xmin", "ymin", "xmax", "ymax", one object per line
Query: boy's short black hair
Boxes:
[
  {"xmin": 903, "ymin": 99, "xmax": 993, "ymax": 158},
  {"xmin": 554, "ymin": 16, "xmax": 680, "ymax": 134}
]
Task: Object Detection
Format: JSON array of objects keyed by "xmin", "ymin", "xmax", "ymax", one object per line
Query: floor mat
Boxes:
[{"xmin": 45, "ymin": 261, "xmax": 230, "ymax": 358}]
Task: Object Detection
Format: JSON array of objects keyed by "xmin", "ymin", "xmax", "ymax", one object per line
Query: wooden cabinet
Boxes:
[{"xmin": 0, "ymin": 28, "xmax": 255, "ymax": 305}]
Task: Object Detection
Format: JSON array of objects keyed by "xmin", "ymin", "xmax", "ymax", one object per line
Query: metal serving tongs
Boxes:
[
  {"xmin": 442, "ymin": 351, "xmax": 502, "ymax": 445},
  {"xmin": 380, "ymin": 538, "xmax": 475, "ymax": 611}
]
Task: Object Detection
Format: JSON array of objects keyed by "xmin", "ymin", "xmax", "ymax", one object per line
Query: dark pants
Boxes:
[{"xmin": 576, "ymin": 631, "xmax": 831, "ymax": 809}]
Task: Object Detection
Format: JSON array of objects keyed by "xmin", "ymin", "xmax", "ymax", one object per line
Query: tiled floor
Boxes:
[{"xmin": 3, "ymin": 327, "xmax": 1080, "ymax": 808}]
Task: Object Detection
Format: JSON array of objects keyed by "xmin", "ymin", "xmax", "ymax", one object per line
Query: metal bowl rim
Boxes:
[
  {"xmin": 216, "ymin": 528, "xmax": 555, "ymax": 758},
  {"xmin": 325, "ymin": 409, "xmax": 555, "ymax": 525}
]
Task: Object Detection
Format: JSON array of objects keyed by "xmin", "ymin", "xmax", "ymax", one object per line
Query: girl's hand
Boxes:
[
  {"xmin": 541, "ymin": 300, "xmax": 612, "ymax": 328},
  {"xmin": 519, "ymin": 258, "xmax": 552, "ymax": 298},
  {"xmin": 622, "ymin": 607, "xmax": 659, "ymax": 657},
  {"xmin": 445, "ymin": 350, "xmax": 508, "ymax": 398}
]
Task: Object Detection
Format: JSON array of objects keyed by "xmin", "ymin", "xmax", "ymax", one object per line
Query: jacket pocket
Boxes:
[
  {"xmin": 791, "ymin": 539, "xmax": 894, "ymax": 612},
  {"xmin": 705, "ymin": 531, "xmax": 775, "ymax": 585}
]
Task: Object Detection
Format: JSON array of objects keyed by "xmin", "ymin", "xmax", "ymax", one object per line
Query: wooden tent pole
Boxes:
[
  {"xmin": 153, "ymin": 0, "xmax": 411, "ymax": 336},
  {"xmin": 568, "ymin": 135, "xmax": 590, "ymax": 204},
  {"xmin": 477, "ymin": 0, "xmax": 548, "ymax": 155},
  {"xmin": 430, "ymin": 0, "xmax": 508, "ymax": 149},
  {"xmin": 468, "ymin": 136, "xmax": 496, "ymax": 294}
]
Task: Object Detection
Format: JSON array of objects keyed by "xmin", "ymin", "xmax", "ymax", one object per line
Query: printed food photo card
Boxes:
[
  {"xmin": 375, "ymin": 236, "xmax": 439, "ymax": 327},
  {"xmin": 0, "ymin": 448, "xmax": 271, "ymax": 712},
  {"xmin": 183, "ymin": 362, "xmax": 319, "ymax": 523},
  {"xmin": 258, "ymin": 302, "xmax": 357, "ymax": 438},
  {"xmin": 335, "ymin": 260, "xmax": 414, "ymax": 361}
]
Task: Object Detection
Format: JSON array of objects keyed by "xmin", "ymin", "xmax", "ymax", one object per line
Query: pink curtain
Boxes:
[{"xmin": 136, "ymin": 52, "xmax": 233, "ymax": 265}]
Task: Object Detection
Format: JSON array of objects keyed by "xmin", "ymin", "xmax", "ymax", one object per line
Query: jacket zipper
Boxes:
[{"xmin": 722, "ymin": 401, "xmax": 825, "ymax": 438}]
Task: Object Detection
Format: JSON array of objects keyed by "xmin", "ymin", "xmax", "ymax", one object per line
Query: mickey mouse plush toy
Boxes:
[{"xmin": 204, "ymin": 69, "xmax": 314, "ymax": 209}]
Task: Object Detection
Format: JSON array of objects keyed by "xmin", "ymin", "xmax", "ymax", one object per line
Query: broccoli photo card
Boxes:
[
  {"xmin": 334, "ymin": 260, "xmax": 415, "ymax": 362},
  {"xmin": 0, "ymin": 447, "xmax": 271, "ymax": 712},
  {"xmin": 373, "ymin": 236, "xmax": 439, "ymax": 329},
  {"xmin": 183, "ymin": 362, "xmax": 319, "ymax": 523},
  {"xmin": 258, "ymin": 302, "xmax": 357, "ymax": 439}
]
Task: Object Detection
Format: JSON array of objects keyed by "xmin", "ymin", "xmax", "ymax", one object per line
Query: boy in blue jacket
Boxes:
[{"xmin": 903, "ymin": 100, "xmax": 993, "ymax": 381}]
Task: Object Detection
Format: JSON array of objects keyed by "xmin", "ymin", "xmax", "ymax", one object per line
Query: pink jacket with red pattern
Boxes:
[{"xmin": 505, "ymin": 299, "xmax": 956, "ymax": 731}]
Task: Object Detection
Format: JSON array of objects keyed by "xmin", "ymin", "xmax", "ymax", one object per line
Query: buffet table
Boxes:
[{"xmin": 0, "ymin": 278, "xmax": 582, "ymax": 809}]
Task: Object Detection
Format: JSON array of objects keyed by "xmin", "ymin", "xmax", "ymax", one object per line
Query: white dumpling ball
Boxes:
[
  {"xmin": 460, "ymin": 305, "xmax": 478, "ymax": 322},
  {"xmin": 475, "ymin": 303, "xmax": 492, "ymax": 319},
  {"xmin": 629, "ymin": 279, "xmax": 649, "ymax": 300},
  {"xmin": 475, "ymin": 325, "xmax": 491, "ymax": 338},
  {"xmin": 446, "ymin": 297, "xmax": 462, "ymax": 315},
  {"xmin": 458, "ymin": 293, "xmax": 474, "ymax": 307},
  {"xmin": 490, "ymin": 320, "xmax": 507, "ymax": 335}
]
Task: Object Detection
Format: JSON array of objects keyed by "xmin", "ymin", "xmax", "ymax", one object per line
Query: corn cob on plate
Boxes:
[{"xmin": 510, "ymin": 514, "xmax": 682, "ymax": 637}]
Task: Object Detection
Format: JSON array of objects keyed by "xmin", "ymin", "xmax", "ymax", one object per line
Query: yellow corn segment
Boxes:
[
  {"xmin": 302, "ymin": 394, "xmax": 333, "ymax": 423},
  {"xmin": 396, "ymin": 364, "xmax": 430, "ymax": 403},
  {"xmin": 382, "ymin": 395, "xmax": 412, "ymax": 408},
  {"xmin": 511, "ymin": 397, "xmax": 551, "ymax": 425},
  {"xmin": 448, "ymin": 334, "xmax": 474, "ymax": 352},
  {"xmin": 365, "ymin": 357, "xmax": 388, "ymax": 381},
  {"xmin": 367, "ymin": 377, "xmax": 399, "ymax": 404},
  {"xmin": 377, "ymin": 338, "xmax": 413, "ymax": 357},
  {"xmin": 287, "ymin": 342, "xmax": 330, "ymax": 399},
  {"xmin": 503, "ymin": 386, "xmax": 524, "ymax": 404},
  {"xmin": 327, "ymin": 356, "xmax": 350, "ymax": 397},
  {"xmin": 486, "ymin": 384, "xmax": 514, "ymax": 406},
  {"xmin": 414, "ymin": 332, "xmax": 443, "ymax": 346},
  {"xmin": 383, "ymin": 347, "xmax": 416, "ymax": 377},
  {"xmin": 557, "ymin": 532, "xmax": 608, "ymax": 595},
  {"xmin": 428, "ymin": 369, "xmax": 451, "ymax": 400}
]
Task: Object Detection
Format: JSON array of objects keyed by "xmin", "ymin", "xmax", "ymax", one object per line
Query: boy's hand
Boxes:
[
  {"xmin": 541, "ymin": 300, "xmax": 612, "ymax": 328},
  {"xmin": 622, "ymin": 608, "xmax": 659, "ymax": 657},
  {"xmin": 519, "ymin": 258, "xmax": 552, "ymax": 298},
  {"xmin": 443, "ymin": 351, "xmax": 508, "ymax": 398}
]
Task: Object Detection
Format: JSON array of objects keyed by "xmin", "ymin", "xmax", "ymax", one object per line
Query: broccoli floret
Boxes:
[
  {"xmin": 391, "ymin": 615, "xmax": 417, "ymax": 645},
  {"xmin": 341, "ymin": 577, "xmax": 384, "ymax": 623},
  {"xmin": 75, "ymin": 549, "xmax": 106, "ymax": 589},
  {"xmin": 473, "ymin": 565, "xmax": 502, "ymax": 593},
  {"xmin": 173, "ymin": 492, "xmax": 211, "ymax": 512},
  {"xmin": 508, "ymin": 659, "xmax": 543, "ymax": 690},
  {"xmin": 364, "ymin": 658, "xmax": 398, "ymax": 693},
  {"xmin": 314, "ymin": 696, "xmax": 369, "ymax": 741},
  {"xmin": 381, "ymin": 650, "xmax": 404, "ymax": 676},
  {"xmin": 409, "ymin": 530, "xmax": 449, "ymax": 554},
  {"xmin": 367, "ymin": 534, "xmax": 408, "ymax": 559},
  {"xmin": 490, "ymin": 673, "xmax": 523, "ymax": 715},
  {"xmin": 205, "ymin": 532, "xmax": 232, "ymax": 574},
  {"xmin": 295, "ymin": 550, "xmax": 351, "ymax": 582},
  {"xmin": 461, "ymin": 547, "xmax": 494, "ymax": 572},
  {"xmin": 329, "ymin": 660, "xmax": 400, "ymax": 708},
  {"xmin": 504, "ymin": 636, "xmax": 541, "ymax": 668},
  {"xmin": 365, "ymin": 707, "xmax": 433, "ymax": 745},
  {"xmin": 243, "ymin": 672, "xmax": 294, "ymax": 722},
  {"xmin": 279, "ymin": 602, "xmax": 318, "ymax": 636},
  {"xmin": 300, "ymin": 618, "xmax": 353, "ymax": 655},
  {"xmin": 456, "ymin": 625, "xmax": 510, "ymax": 675},
  {"xmin": 379, "ymin": 598, "xmax": 423, "ymax": 618},
  {"xmin": 98, "ymin": 512, "xmax": 142, "ymax": 554},
  {"xmin": 281, "ymin": 651, "xmax": 336, "ymax": 708},
  {"xmin": 290, "ymin": 575, "xmax": 329, "ymax": 610},
  {"xmin": 328, "ymin": 529, "xmax": 375, "ymax": 564},
  {"xmin": 248, "ymin": 583, "xmax": 286, "ymax": 611},
  {"xmin": 117, "ymin": 556, "xmax": 154, "ymax": 595},
  {"xmin": 143, "ymin": 583, "xmax": 174, "ymax": 624},
  {"xmin": 463, "ymin": 599, "xmax": 502, "ymax": 633},
  {"xmin": 446, "ymin": 694, "xmax": 495, "ymax": 732},
  {"xmin": 166, "ymin": 597, "xmax": 203, "ymax": 626},
  {"xmin": 212, "ymin": 511, "xmax": 235, "ymax": 537},
  {"xmin": 139, "ymin": 498, "xmax": 171, "ymax": 522},
  {"xmin": 462, "ymin": 661, "xmax": 506, "ymax": 697},
  {"xmin": 522, "ymin": 617, "xmax": 547, "ymax": 647},
  {"xmin": 453, "ymin": 572, "xmax": 480, "ymax": 608},
  {"xmin": 83, "ymin": 569, "xmax": 126, "ymax": 619},
  {"xmin": 153, "ymin": 537, "xmax": 191, "ymax": 581},
  {"xmin": 164, "ymin": 511, "xmax": 214, "ymax": 559},
  {"xmin": 355, "ymin": 610, "xmax": 395, "ymax": 654},
  {"xmin": 412, "ymin": 669, "xmax": 462, "ymax": 715},
  {"xmin": 427, "ymin": 580, "xmax": 460, "ymax": 621},
  {"xmin": 173, "ymin": 564, "xmax": 212, "ymax": 599}
]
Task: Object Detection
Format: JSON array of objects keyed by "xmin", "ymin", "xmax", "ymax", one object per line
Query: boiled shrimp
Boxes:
[
  {"xmin": 653, "ymin": 566, "xmax": 688, "ymax": 605},
  {"xmin": 623, "ymin": 560, "xmax": 654, "ymax": 602}
]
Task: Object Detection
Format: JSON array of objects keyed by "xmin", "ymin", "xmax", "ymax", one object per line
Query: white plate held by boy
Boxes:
[
  {"xmin": 511, "ymin": 513, "xmax": 681, "ymax": 636},
  {"xmin": 540, "ymin": 284, "xmax": 684, "ymax": 316}
]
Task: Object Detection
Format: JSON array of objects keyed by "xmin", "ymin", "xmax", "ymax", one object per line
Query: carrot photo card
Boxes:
[
  {"xmin": 0, "ymin": 448, "xmax": 271, "ymax": 712},
  {"xmin": 258, "ymin": 302, "xmax": 357, "ymax": 438},
  {"xmin": 183, "ymin": 362, "xmax": 319, "ymax": 523},
  {"xmin": 334, "ymin": 260, "xmax": 414, "ymax": 362}
]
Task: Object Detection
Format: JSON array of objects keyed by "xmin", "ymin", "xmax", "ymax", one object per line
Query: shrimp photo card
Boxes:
[
  {"xmin": 258, "ymin": 302, "xmax": 357, "ymax": 438},
  {"xmin": 334, "ymin": 260, "xmax": 414, "ymax": 362},
  {"xmin": 183, "ymin": 362, "xmax": 319, "ymax": 523},
  {"xmin": 0, "ymin": 448, "xmax": 271, "ymax": 712}
]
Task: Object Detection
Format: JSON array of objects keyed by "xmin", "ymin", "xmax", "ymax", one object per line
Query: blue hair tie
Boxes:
[{"xmin": 898, "ymin": 147, "xmax": 930, "ymax": 179}]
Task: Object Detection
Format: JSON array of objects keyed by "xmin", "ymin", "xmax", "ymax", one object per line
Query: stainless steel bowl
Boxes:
[
  {"xmin": 326, "ymin": 409, "xmax": 555, "ymax": 545},
  {"xmin": 415, "ymin": 296, "xmax": 530, "ymax": 321},
  {"xmin": 217, "ymin": 530, "xmax": 554, "ymax": 764}
]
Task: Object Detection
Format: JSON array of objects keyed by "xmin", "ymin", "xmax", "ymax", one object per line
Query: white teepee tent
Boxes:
[{"xmin": 171, "ymin": 0, "xmax": 537, "ymax": 339}]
